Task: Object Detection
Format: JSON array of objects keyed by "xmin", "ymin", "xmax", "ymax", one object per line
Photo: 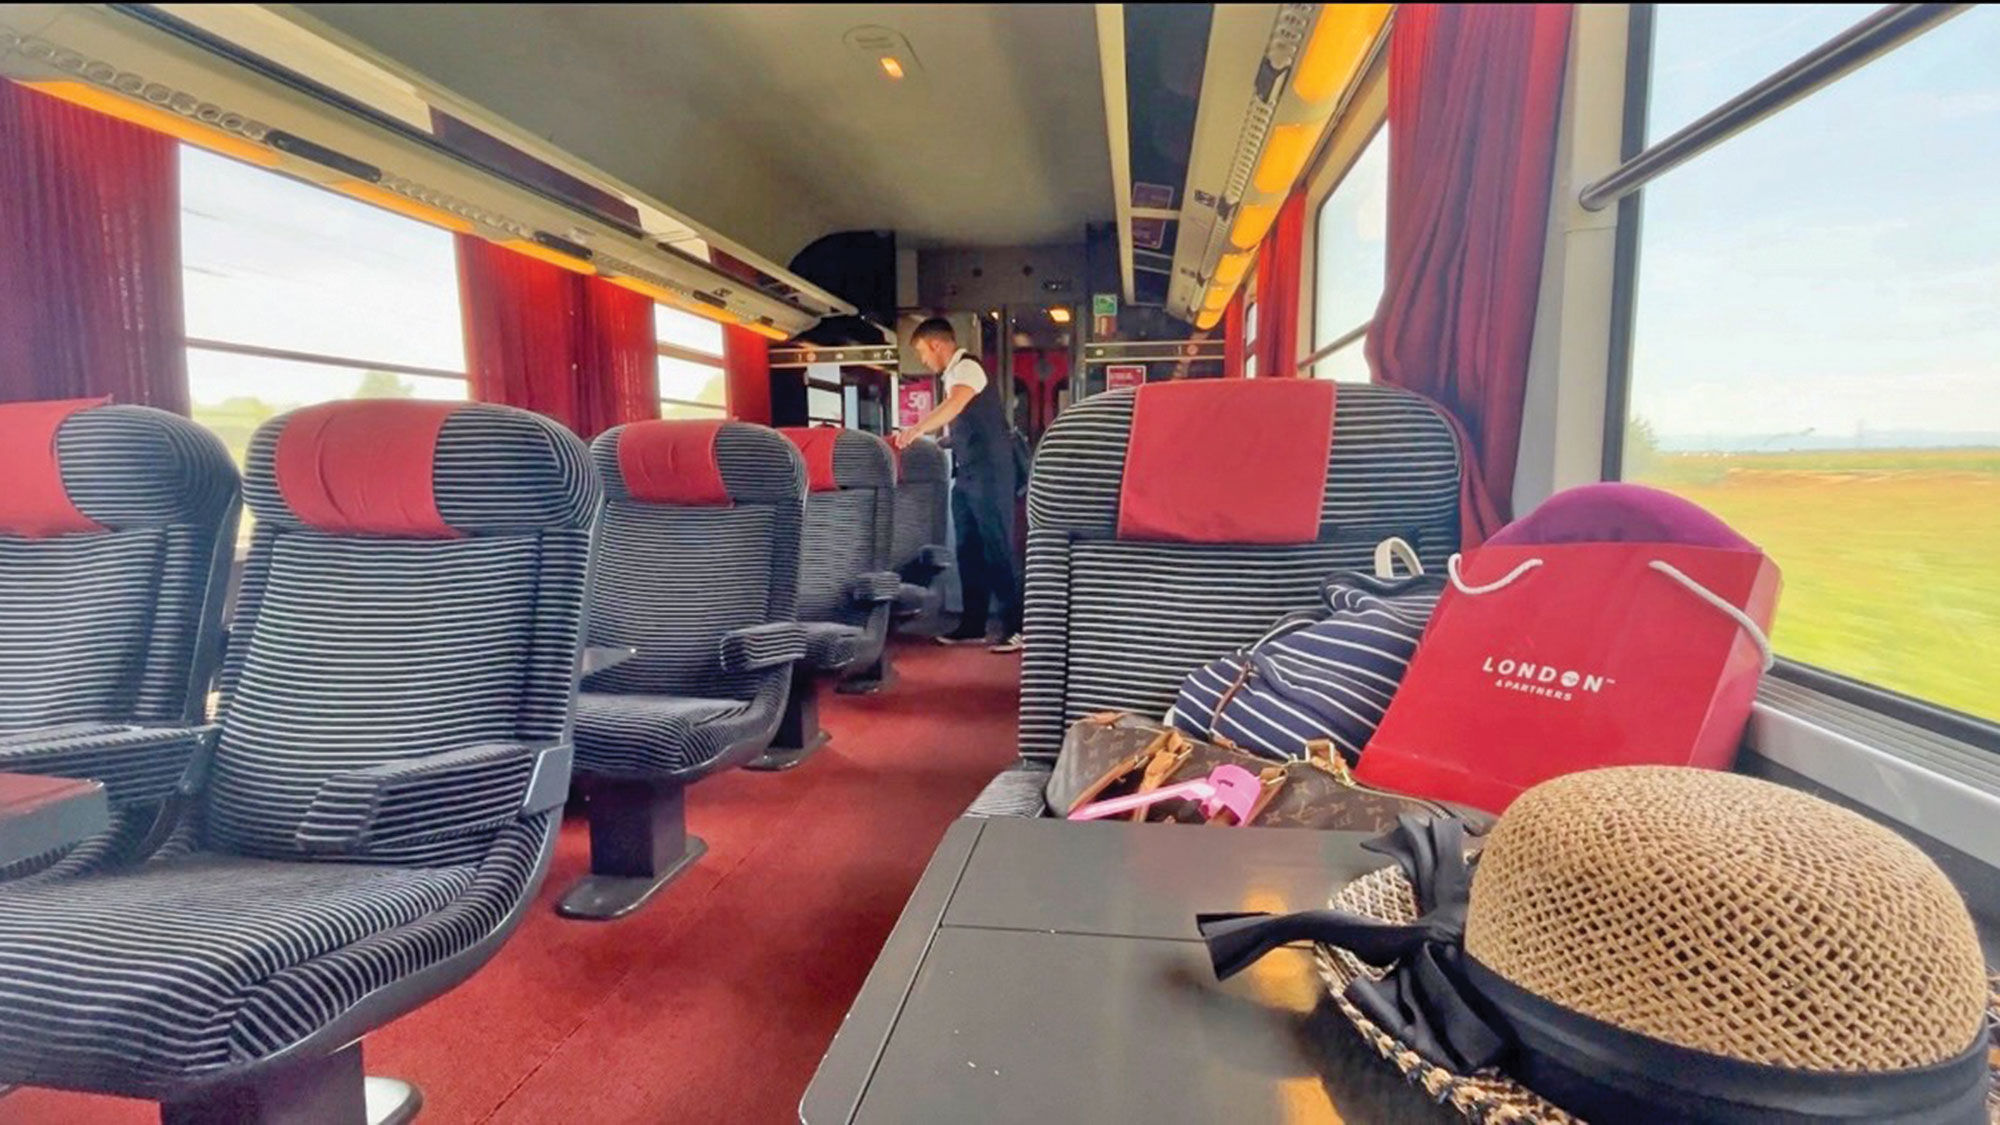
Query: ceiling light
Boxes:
[
  {"xmin": 1048, "ymin": 306, "xmax": 1072, "ymax": 324},
  {"xmin": 1195, "ymin": 306, "xmax": 1223, "ymax": 331},
  {"xmin": 1293, "ymin": 4, "xmax": 1392, "ymax": 105},
  {"xmin": 22, "ymin": 80, "xmax": 279, "ymax": 168},
  {"xmin": 746, "ymin": 321, "xmax": 791, "ymax": 341},
  {"xmin": 880, "ymin": 57, "xmax": 905, "ymax": 80},
  {"xmin": 1202, "ymin": 285, "xmax": 1233, "ymax": 313}
]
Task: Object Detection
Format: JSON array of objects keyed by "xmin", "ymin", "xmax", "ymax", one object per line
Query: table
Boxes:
[
  {"xmin": 0, "ymin": 773, "xmax": 110, "ymax": 869},
  {"xmin": 802, "ymin": 818, "xmax": 1460, "ymax": 1124}
]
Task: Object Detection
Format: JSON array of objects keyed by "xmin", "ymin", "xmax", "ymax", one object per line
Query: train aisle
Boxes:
[{"xmin": 0, "ymin": 641, "xmax": 1021, "ymax": 1125}]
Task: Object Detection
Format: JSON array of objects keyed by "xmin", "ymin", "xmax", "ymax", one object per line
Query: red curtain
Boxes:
[
  {"xmin": 455, "ymin": 235, "xmax": 658, "ymax": 438},
  {"xmin": 1223, "ymin": 289, "xmax": 1247, "ymax": 378},
  {"xmin": 1252, "ymin": 189, "xmax": 1308, "ymax": 379},
  {"xmin": 722, "ymin": 325, "xmax": 771, "ymax": 424},
  {"xmin": 0, "ymin": 79, "xmax": 188, "ymax": 412},
  {"xmin": 1366, "ymin": 4, "xmax": 1572, "ymax": 544}
]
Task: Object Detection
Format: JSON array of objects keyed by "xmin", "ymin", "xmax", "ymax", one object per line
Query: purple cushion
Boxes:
[{"xmin": 1487, "ymin": 482, "xmax": 1756, "ymax": 550}]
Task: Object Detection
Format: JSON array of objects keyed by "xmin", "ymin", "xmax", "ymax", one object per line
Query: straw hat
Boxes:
[{"xmin": 1202, "ymin": 767, "xmax": 1998, "ymax": 1124}]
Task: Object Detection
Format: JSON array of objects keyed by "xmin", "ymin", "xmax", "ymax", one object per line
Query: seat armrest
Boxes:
[
  {"xmin": 846, "ymin": 571, "xmax": 905, "ymax": 605},
  {"xmin": 719, "ymin": 621, "xmax": 807, "ymax": 673},
  {"xmin": 0, "ymin": 724, "xmax": 217, "ymax": 808},
  {"xmin": 296, "ymin": 741, "xmax": 568, "ymax": 855},
  {"xmin": 914, "ymin": 544, "xmax": 952, "ymax": 571}
]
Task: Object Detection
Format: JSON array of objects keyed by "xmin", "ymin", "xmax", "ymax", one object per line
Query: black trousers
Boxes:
[{"xmin": 950, "ymin": 475, "xmax": 1023, "ymax": 637}]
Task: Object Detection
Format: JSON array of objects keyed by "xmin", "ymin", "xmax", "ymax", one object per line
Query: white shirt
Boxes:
[{"xmin": 942, "ymin": 348, "xmax": 988, "ymax": 398}]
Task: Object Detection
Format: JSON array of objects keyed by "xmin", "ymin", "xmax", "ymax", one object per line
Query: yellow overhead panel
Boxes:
[
  {"xmin": 1293, "ymin": 4, "xmax": 1393, "ymax": 105},
  {"xmin": 745, "ymin": 321, "xmax": 791, "ymax": 341},
  {"xmin": 501, "ymin": 238, "xmax": 597, "ymax": 275},
  {"xmin": 1213, "ymin": 251, "xmax": 1254, "ymax": 287},
  {"xmin": 1229, "ymin": 201, "xmax": 1279, "ymax": 250},
  {"xmin": 1202, "ymin": 284, "xmax": 1234, "ymax": 313},
  {"xmin": 23, "ymin": 80, "xmax": 280, "ymax": 168},
  {"xmin": 1253, "ymin": 120, "xmax": 1319, "ymax": 196},
  {"xmin": 607, "ymin": 274, "xmax": 748, "ymax": 327},
  {"xmin": 1195, "ymin": 305, "xmax": 1223, "ymax": 331},
  {"xmin": 332, "ymin": 180, "xmax": 475, "ymax": 234}
]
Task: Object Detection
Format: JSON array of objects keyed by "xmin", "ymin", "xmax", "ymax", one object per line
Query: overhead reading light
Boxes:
[
  {"xmin": 22, "ymin": 79, "xmax": 279, "ymax": 168},
  {"xmin": 1229, "ymin": 201, "xmax": 1279, "ymax": 250},
  {"xmin": 1252, "ymin": 121, "xmax": 1318, "ymax": 196},
  {"xmin": 501, "ymin": 238, "xmax": 596, "ymax": 275},
  {"xmin": 845, "ymin": 26, "xmax": 922, "ymax": 81},
  {"xmin": 1047, "ymin": 306, "xmax": 1072, "ymax": 324},
  {"xmin": 1212, "ymin": 251, "xmax": 1253, "ymax": 287},
  {"xmin": 332, "ymin": 180, "xmax": 474, "ymax": 233},
  {"xmin": 1293, "ymin": 4, "xmax": 1393, "ymax": 105},
  {"xmin": 1202, "ymin": 285, "xmax": 1233, "ymax": 313},
  {"xmin": 1195, "ymin": 306, "xmax": 1223, "ymax": 332}
]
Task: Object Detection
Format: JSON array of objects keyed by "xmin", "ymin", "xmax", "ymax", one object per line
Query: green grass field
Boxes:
[{"xmin": 1629, "ymin": 448, "xmax": 2000, "ymax": 723}]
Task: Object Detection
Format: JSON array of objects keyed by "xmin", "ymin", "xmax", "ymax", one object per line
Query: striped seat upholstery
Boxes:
[
  {"xmin": 0, "ymin": 400, "xmax": 238, "ymax": 876},
  {"xmin": 782, "ymin": 427, "xmax": 899, "ymax": 676},
  {"xmin": 0, "ymin": 401, "xmax": 598, "ymax": 1099},
  {"xmin": 970, "ymin": 383, "xmax": 1462, "ymax": 819},
  {"xmin": 574, "ymin": 421, "xmax": 806, "ymax": 778},
  {"xmin": 890, "ymin": 437, "xmax": 951, "ymax": 617}
]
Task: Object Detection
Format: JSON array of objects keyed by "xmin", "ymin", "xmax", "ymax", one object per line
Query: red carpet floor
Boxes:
[{"xmin": 0, "ymin": 641, "xmax": 1019, "ymax": 1125}]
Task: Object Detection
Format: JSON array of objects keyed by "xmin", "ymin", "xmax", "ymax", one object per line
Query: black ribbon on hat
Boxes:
[{"xmin": 1196, "ymin": 816, "xmax": 1993, "ymax": 1125}]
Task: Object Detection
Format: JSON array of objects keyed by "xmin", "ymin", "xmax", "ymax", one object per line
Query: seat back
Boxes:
[
  {"xmin": 780, "ymin": 427, "xmax": 895, "ymax": 628},
  {"xmin": 204, "ymin": 401, "xmax": 599, "ymax": 863},
  {"xmin": 0, "ymin": 399, "xmax": 239, "ymax": 734},
  {"xmin": 1018, "ymin": 381, "xmax": 1462, "ymax": 762},
  {"xmin": 584, "ymin": 420, "xmax": 805, "ymax": 699},
  {"xmin": 891, "ymin": 437, "xmax": 950, "ymax": 572}
]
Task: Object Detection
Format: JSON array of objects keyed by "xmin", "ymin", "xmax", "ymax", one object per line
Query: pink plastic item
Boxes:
[{"xmin": 1066, "ymin": 764, "xmax": 1265, "ymax": 825}]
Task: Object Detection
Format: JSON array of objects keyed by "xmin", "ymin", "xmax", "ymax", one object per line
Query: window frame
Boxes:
[
  {"xmin": 1299, "ymin": 41, "xmax": 1391, "ymax": 381},
  {"xmin": 654, "ymin": 305, "xmax": 729, "ymax": 419},
  {"xmin": 1599, "ymin": 2, "xmax": 2000, "ymax": 751}
]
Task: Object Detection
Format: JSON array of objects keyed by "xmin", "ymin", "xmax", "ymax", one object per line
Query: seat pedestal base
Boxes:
[
  {"xmin": 749, "ymin": 667, "xmax": 827, "ymax": 771},
  {"xmin": 160, "ymin": 1043, "xmax": 419, "ymax": 1125},
  {"xmin": 834, "ymin": 650, "xmax": 896, "ymax": 695},
  {"xmin": 559, "ymin": 780, "xmax": 705, "ymax": 920}
]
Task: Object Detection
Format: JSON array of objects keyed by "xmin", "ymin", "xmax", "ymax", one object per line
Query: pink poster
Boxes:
[
  {"xmin": 1104, "ymin": 364, "xmax": 1147, "ymax": 391},
  {"xmin": 898, "ymin": 379, "xmax": 936, "ymax": 426}
]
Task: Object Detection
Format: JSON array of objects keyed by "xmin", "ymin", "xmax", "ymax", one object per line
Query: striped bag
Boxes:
[{"xmin": 1170, "ymin": 541, "xmax": 1443, "ymax": 762}]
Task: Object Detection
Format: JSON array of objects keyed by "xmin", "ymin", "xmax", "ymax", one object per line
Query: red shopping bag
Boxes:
[{"xmin": 1355, "ymin": 487, "xmax": 1781, "ymax": 814}]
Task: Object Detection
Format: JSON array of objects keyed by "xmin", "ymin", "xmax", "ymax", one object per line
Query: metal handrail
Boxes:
[{"xmin": 1578, "ymin": 3, "xmax": 1969, "ymax": 212}]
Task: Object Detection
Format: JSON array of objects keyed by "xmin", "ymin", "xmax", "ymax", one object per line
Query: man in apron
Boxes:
[{"xmin": 895, "ymin": 318, "xmax": 1024, "ymax": 653}]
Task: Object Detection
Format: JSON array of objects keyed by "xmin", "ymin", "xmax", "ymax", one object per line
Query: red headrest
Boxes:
[
  {"xmin": 617, "ymin": 420, "xmax": 732, "ymax": 506},
  {"xmin": 0, "ymin": 397, "xmax": 110, "ymax": 537},
  {"xmin": 1117, "ymin": 380, "xmax": 1336, "ymax": 544},
  {"xmin": 274, "ymin": 401, "xmax": 462, "ymax": 538},
  {"xmin": 779, "ymin": 426, "xmax": 841, "ymax": 492}
]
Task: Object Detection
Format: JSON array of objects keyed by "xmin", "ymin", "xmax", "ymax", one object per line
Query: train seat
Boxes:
[
  {"xmin": 0, "ymin": 398, "xmax": 238, "ymax": 880},
  {"xmin": 561, "ymin": 420, "xmax": 808, "ymax": 919},
  {"xmin": 889, "ymin": 436, "xmax": 952, "ymax": 626},
  {"xmin": 0, "ymin": 400, "xmax": 598, "ymax": 1119},
  {"xmin": 761, "ymin": 426, "xmax": 900, "ymax": 767},
  {"xmin": 965, "ymin": 381, "xmax": 1465, "ymax": 816}
]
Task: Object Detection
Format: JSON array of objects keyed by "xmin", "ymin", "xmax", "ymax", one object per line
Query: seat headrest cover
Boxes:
[
  {"xmin": 274, "ymin": 400, "xmax": 461, "ymax": 538},
  {"xmin": 896, "ymin": 437, "xmax": 949, "ymax": 485},
  {"xmin": 0, "ymin": 397, "xmax": 110, "ymax": 537},
  {"xmin": 1488, "ymin": 482, "xmax": 1756, "ymax": 550},
  {"xmin": 1117, "ymin": 380, "xmax": 1336, "ymax": 544},
  {"xmin": 779, "ymin": 426, "xmax": 843, "ymax": 492},
  {"xmin": 615, "ymin": 420, "xmax": 732, "ymax": 506}
]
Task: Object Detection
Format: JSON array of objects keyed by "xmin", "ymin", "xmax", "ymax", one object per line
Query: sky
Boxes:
[
  {"xmin": 179, "ymin": 147, "xmax": 723, "ymax": 409},
  {"xmin": 1627, "ymin": 4, "xmax": 2000, "ymax": 447}
]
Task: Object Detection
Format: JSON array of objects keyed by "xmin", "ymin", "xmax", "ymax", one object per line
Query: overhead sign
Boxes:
[
  {"xmin": 1104, "ymin": 364, "xmax": 1147, "ymax": 391},
  {"xmin": 1092, "ymin": 293, "xmax": 1119, "ymax": 318}
]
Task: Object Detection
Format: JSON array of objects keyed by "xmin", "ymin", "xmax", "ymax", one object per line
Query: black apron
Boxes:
[{"xmin": 946, "ymin": 350, "xmax": 1013, "ymax": 497}]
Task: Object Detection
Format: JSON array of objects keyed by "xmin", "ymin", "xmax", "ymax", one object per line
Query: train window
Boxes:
[
  {"xmin": 180, "ymin": 146, "xmax": 467, "ymax": 467},
  {"xmin": 1618, "ymin": 5, "xmax": 2000, "ymax": 723},
  {"xmin": 1309, "ymin": 126, "xmax": 1387, "ymax": 382},
  {"xmin": 655, "ymin": 305, "xmax": 728, "ymax": 418}
]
